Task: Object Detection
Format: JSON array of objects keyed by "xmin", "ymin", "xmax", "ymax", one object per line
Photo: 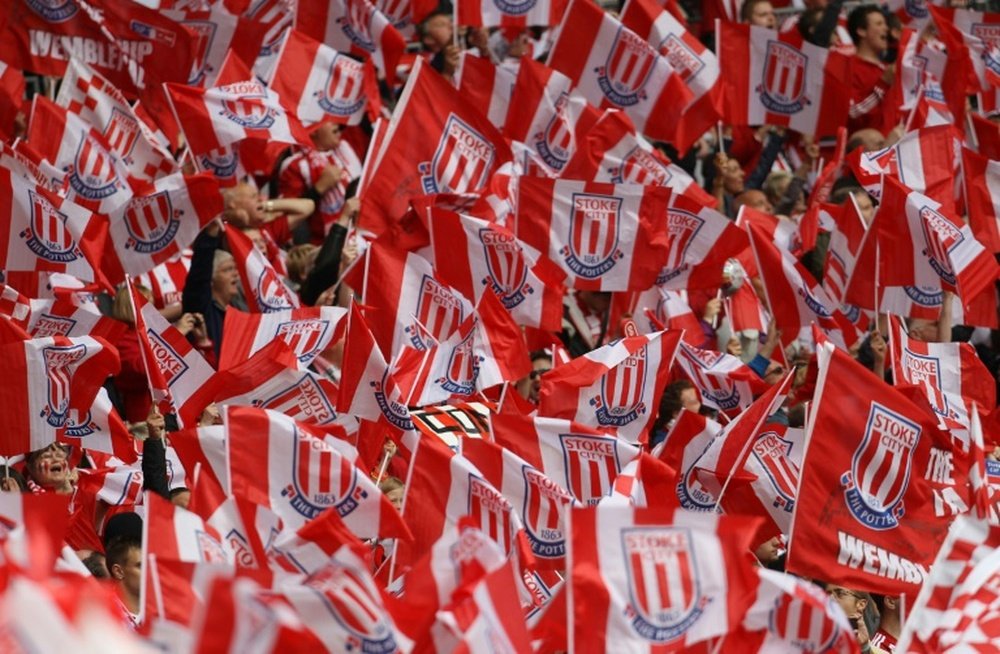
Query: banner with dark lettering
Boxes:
[
  {"xmin": 218, "ymin": 305, "xmax": 347, "ymax": 372},
  {"xmin": 787, "ymin": 342, "xmax": 972, "ymax": 595}
]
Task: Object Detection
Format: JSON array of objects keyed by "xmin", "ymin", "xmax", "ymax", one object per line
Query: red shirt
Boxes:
[
  {"xmin": 849, "ymin": 57, "xmax": 892, "ymax": 134},
  {"xmin": 870, "ymin": 629, "xmax": 897, "ymax": 652}
]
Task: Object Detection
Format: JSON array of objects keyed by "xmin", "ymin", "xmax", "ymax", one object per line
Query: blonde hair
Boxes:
[
  {"xmin": 286, "ymin": 244, "xmax": 319, "ymax": 284},
  {"xmin": 111, "ymin": 284, "xmax": 152, "ymax": 324}
]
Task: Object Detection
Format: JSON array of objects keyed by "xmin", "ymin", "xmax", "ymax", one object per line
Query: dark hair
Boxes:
[
  {"xmin": 846, "ymin": 5, "xmax": 884, "ymax": 46},
  {"xmin": 82, "ymin": 551, "xmax": 109, "ymax": 579},
  {"xmin": 0, "ymin": 467, "xmax": 27, "ymax": 492},
  {"xmin": 105, "ymin": 537, "xmax": 142, "ymax": 575},
  {"xmin": 417, "ymin": 10, "xmax": 450, "ymax": 38},
  {"xmin": 652, "ymin": 380, "xmax": 696, "ymax": 434},
  {"xmin": 740, "ymin": 0, "xmax": 770, "ymax": 23},
  {"xmin": 529, "ymin": 350, "xmax": 553, "ymax": 364}
]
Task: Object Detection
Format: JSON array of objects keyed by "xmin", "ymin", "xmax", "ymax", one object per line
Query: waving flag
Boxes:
[
  {"xmin": 163, "ymin": 5, "xmax": 269, "ymax": 88},
  {"xmin": 516, "ymin": 177, "xmax": 669, "ymax": 292},
  {"xmin": 224, "ymin": 225, "xmax": 300, "ymax": 314},
  {"xmin": 145, "ymin": 492, "xmax": 229, "ymax": 565},
  {"xmin": 27, "ymin": 95, "xmax": 135, "ymax": 214},
  {"xmin": 359, "ymin": 57, "xmax": 512, "ymax": 236},
  {"xmin": 456, "ymin": 0, "xmax": 567, "ymax": 27},
  {"xmin": 219, "ymin": 306, "xmax": 347, "ymax": 371},
  {"xmin": 136, "ymin": 253, "xmax": 190, "ymax": 310},
  {"xmin": 961, "ymin": 146, "xmax": 1000, "ymax": 253},
  {"xmin": 930, "ymin": 6, "xmax": 1000, "ymax": 92},
  {"xmin": 0, "ymin": 334, "xmax": 119, "ymax": 455},
  {"xmin": 24, "ymin": 297, "xmax": 124, "ymax": 342},
  {"xmin": 568, "ymin": 505, "xmax": 760, "ymax": 653},
  {"xmin": 270, "ymin": 29, "xmax": 380, "ymax": 127},
  {"xmin": 452, "ymin": 52, "xmax": 516, "ymax": 131},
  {"xmin": 538, "ymin": 331, "xmax": 681, "ymax": 444},
  {"xmin": 104, "ymin": 173, "xmax": 222, "ymax": 284},
  {"xmin": 503, "ymin": 59, "xmax": 600, "ymax": 176},
  {"xmin": 428, "ymin": 208, "xmax": 565, "ymax": 331},
  {"xmin": 895, "ymin": 515, "xmax": 1000, "ymax": 652},
  {"xmin": 787, "ymin": 342, "xmax": 970, "ymax": 595},
  {"xmin": 877, "ymin": 176, "xmax": 999, "ymax": 306},
  {"xmin": 720, "ymin": 23, "xmax": 851, "ymax": 137},
  {"xmin": 675, "ymin": 342, "xmax": 770, "ymax": 416},
  {"xmin": 490, "ymin": 414, "xmax": 642, "ymax": 507},
  {"xmin": 128, "ymin": 278, "xmax": 216, "ymax": 428},
  {"xmin": 887, "ymin": 314, "xmax": 996, "ymax": 430},
  {"xmin": 295, "ymin": 0, "xmax": 406, "ymax": 86},
  {"xmin": 226, "ymin": 406, "xmax": 411, "ymax": 539},
  {"xmin": 165, "ymin": 77, "xmax": 311, "ymax": 155},
  {"xmin": 56, "ymin": 58, "xmax": 178, "ymax": 182},
  {"xmin": 546, "ymin": 0, "xmax": 693, "ymax": 141},
  {"xmin": 563, "ymin": 110, "xmax": 716, "ymax": 207}
]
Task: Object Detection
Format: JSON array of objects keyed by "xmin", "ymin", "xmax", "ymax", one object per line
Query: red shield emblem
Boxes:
[
  {"xmin": 41, "ymin": 343, "xmax": 88, "ymax": 427},
  {"xmin": 597, "ymin": 27, "xmax": 656, "ymax": 107},
  {"xmin": 124, "ymin": 191, "xmax": 179, "ymax": 256},
  {"xmin": 255, "ymin": 375, "xmax": 337, "ymax": 425},
  {"xmin": 677, "ymin": 344, "xmax": 741, "ymax": 411},
  {"xmin": 374, "ymin": 0, "xmax": 410, "ymax": 29},
  {"xmin": 26, "ymin": 0, "xmax": 77, "ymax": 22},
  {"xmin": 658, "ymin": 34, "xmax": 704, "ymax": 84},
  {"xmin": 622, "ymin": 527, "xmax": 705, "ymax": 642},
  {"xmin": 318, "ymin": 54, "xmax": 366, "ymax": 118},
  {"xmin": 290, "ymin": 430, "xmax": 362, "ymax": 520},
  {"xmin": 102, "ymin": 107, "xmax": 141, "ymax": 161},
  {"xmin": 69, "ymin": 134, "xmax": 122, "ymax": 200},
  {"xmin": 558, "ymin": 433, "xmax": 621, "ymax": 505},
  {"xmin": 145, "ymin": 329, "xmax": 189, "ymax": 387},
  {"xmin": 408, "ymin": 274, "xmax": 464, "ymax": 350},
  {"xmin": 220, "ymin": 82, "xmax": 276, "ymax": 129},
  {"xmin": 306, "ymin": 563, "xmax": 398, "ymax": 650},
  {"xmin": 256, "ymin": 267, "xmax": 296, "ymax": 313},
  {"xmin": 480, "ymin": 228, "xmax": 530, "ymax": 309},
  {"xmin": 593, "ymin": 346, "xmax": 648, "ymax": 428},
  {"xmin": 658, "ymin": 208, "xmax": 704, "ymax": 284},
  {"xmin": 613, "ymin": 146, "xmax": 671, "ymax": 186},
  {"xmin": 245, "ymin": 0, "xmax": 294, "ymax": 56},
  {"xmin": 767, "ymin": 585, "xmax": 840, "ymax": 650},
  {"xmin": 760, "ymin": 41, "xmax": 808, "ymax": 114},
  {"xmin": 564, "ymin": 192, "xmax": 623, "ymax": 280},
  {"xmin": 467, "ymin": 474, "xmax": 514, "ymax": 554},
  {"xmin": 900, "ymin": 349, "xmax": 952, "ymax": 420},
  {"xmin": 842, "ymin": 403, "xmax": 920, "ymax": 530},
  {"xmin": 918, "ymin": 206, "xmax": 963, "ymax": 287},
  {"xmin": 521, "ymin": 466, "xmax": 572, "ymax": 560},
  {"xmin": 24, "ymin": 190, "xmax": 79, "ymax": 263},
  {"xmin": 534, "ymin": 93, "xmax": 574, "ymax": 171},
  {"xmin": 439, "ymin": 328, "xmax": 478, "ymax": 395},
  {"xmin": 338, "ymin": 0, "xmax": 376, "ymax": 52},
  {"xmin": 751, "ymin": 430, "xmax": 799, "ymax": 510},
  {"xmin": 420, "ymin": 114, "xmax": 495, "ymax": 194},
  {"xmin": 31, "ymin": 314, "xmax": 76, "ymax": 338},
  {"xmin": 275, "ymin": 319, "xmax": 331, "ymax": 365}
]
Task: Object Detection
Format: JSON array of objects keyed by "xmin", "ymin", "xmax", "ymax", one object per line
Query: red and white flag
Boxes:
[
  {"xmin": 675, "ymin": 342, "xmax": 770, "ymax": 416},
  {"xmin": 27, "ymin": 95, "xmax": 136, "ymax": 214},
  {"xmin": 562, "ymin": 110, "xmax": 716, "ymax": 207},
  {"xmin": 895, "ymin": 514, "xmax": 1000, "ymax": 652},
  {"xmin": 462, "ymin": 438, "xmax": 577, "ymax": 570},
  {"xmin": 456, "ymin": 0, "xmax": 566, "ymax": 27},
  {"xmin": 25, "ymin": 296, "xmax": 125, "ymax": 341},
  {"xmin": 224, "ymin": 225, "xmax": 300, "ymax": 313},
  {"xmin": 720, "ymin": 23, "xmax": 851, "ymax": 138},
  {"xmin": 219, "ymin": 305, "xmax": 347, "ymax": 370},
  {"xmin": 538, "ymin": 331, "xmax": 682, "ymax": 444},
  {"xmin": 165, "ymin": 77, "xmax": 311, "ymax": 155},
  {"xmin": 748, "ymin": 220, "xmax": 858, "ymax": 347},
  {"xmin": 654, "ymin": 410, "xmax": 723, "ymax": 512},
  {"xmin": 144, "ymin": 492, "xmax": 230, "ymax": 564},
  {"xmin": 104, "ymin": 174, "xmax": 222, "ymax": 284},
  {"xmin": 0, "ymin": 283, "xmax": 31, "ymax": 330},
  {"xmin": 163, "ymin": 4, "xmax": 270, "ymax": 88},
  {"xmin": 887, "ymin": 314, "xmax": 996, "ymax": 430},
  {"xmin": 787, "ymin": 341, "xmax": 970, "ymax": 595},
  {"xmin": 295, "ymin": 0, "xmax": 407, "ymax": 86},
  {"xmin": 567, "ymin": 505, "xmax": 760, "ymax": 653},
  {"xmin": 515, "ymin": 177, "xmax": 670, "ymax": 292},
  {"xmin": 128, "ymin": 278, "xmax": 216, "ymax": 427},
  {"xmin": 226, "ymin": 406, "xmax": 411, "ymax": 539},
  {"xmin": 961, "ymin": 146, "xmax": 1000, "ymax": 253},
  {"xmin": 56, "ymin": 58, "xmax": 178, "ymax": 182},
  {"xmin": 931, "ymin": 7, "xmax": 1000, "ymax": 92},
  {"xmin": 270, "ymin": 29, "xmax": 380, "ymax": 127},
  {"xmin": 452, "ymin": 52, "xmax": 515, "ymax": 130},
  {"xmin": 336, "ymin": 302, "xmax": 415, "ymax": 432},
  {"xmin": 847, "ymin": 123, "xmax": 959, "ymax": 211},
  {"xmin": 359, "ymin": 57, "xmax": 512, "ymax": 236},
  {"xmin": 490, "ymin": 413, "xmax": 642, "ymax": 507},
  {"xmin": 503, "ymin": 58, "xmax": 600, "ymax": 176},
  {"xmin": 657, "ymin": 194, "xmax": 749, "ymax": 290},
  {"xmin": 136, "ymin": 252, "xmax": 191, "ymax": 310},
  {"xmin": 0, "ymin": 334, "xmax": 119, "ymax": 455},
  {"xmin": 877, "ymin": 176, "xmax": 1000, "ymax": 306},
  {"xmin": 822, "ymin": 197, "xmax": 868, "ymax": 306},
  {"xmin": 360, "ymin": 243, "xmax": 473, "ymax": 357},
  {"xmin": 428, "ymin": 208, "xmax": 565, "ymax": 331},
  {"xmin": 396, "ymin": 435, "xmax": 530, "ymax": 573},
  {"xmin": 620, "ymin": 0, "xmax": 722, "ymax": 150},
  {"xmin": 546, "ymin": 0, "xmax": 693, "ymax": 141}
]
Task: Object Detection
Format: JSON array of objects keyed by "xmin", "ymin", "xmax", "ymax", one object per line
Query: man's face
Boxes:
[
  {"xmin": 860, "ymin": 12, "xmax": 889, "ymax": 53},
  {"xmin": 29, "ymin": 445, "xmax": 69, "ymax": 488},
  {"xmin": 385, "ymin": 488, "xmax": 404, "ymax": 512},
  {"xmin": 826, "ymin": 585, "xmax": 866, "ymax": 618},
  {"xmin": 680, "ymin": 388, "xmax": 701, "ymax": 414},
  {"xmin": 119, "ymin": 547, "xmax": 142, "ymax": 600},
  {"xmin": 749, "ymin": 1, "xmax": 776, "ymax": 29},
  {"xmin": 211, "ymin": 258, "xmax": 240, "ymax": 304},
  {"xmin": 422, "ymin": 15, "xmax": 453, "ymax": 52},
  {"xmin": 243, "ymin": 228, "xmax": 268, "ymax": 257},
  {"xmin": 852, "ymin": 191, "xmax": 875, "ymax": 226},
  {"xmin": 311, "ymin": 122, "xmax": 342, "ymax": 151}
]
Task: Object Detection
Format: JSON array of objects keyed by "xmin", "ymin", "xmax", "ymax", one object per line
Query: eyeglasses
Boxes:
[{"xmin": 826, "ymin": 588, "xmax": 857, "ymax": 600}]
